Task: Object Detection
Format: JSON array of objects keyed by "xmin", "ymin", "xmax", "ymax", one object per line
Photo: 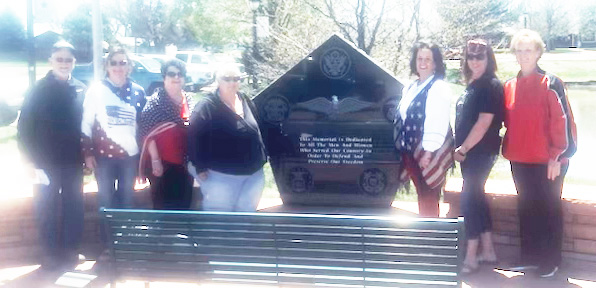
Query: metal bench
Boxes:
[{"xmin": 101, "ymin": 208, "xmax": 464, "ymax": 287}]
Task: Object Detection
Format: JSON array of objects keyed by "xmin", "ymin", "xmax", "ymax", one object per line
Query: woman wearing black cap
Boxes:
[
  {"xmin": 454, "ymin": 39, "xmax": 503, "ymax": 274},
  {"xmin": 18, "ymin": 41, "xmax": 87, "ymax": 270}
]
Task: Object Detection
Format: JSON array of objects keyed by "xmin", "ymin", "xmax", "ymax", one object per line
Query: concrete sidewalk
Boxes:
[{"xmin": 1, "ymin": 248, "xmax": 595, "ymax": 288}]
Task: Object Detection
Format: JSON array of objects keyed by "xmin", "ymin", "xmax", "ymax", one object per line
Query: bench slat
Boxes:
[{"xmin": 102, "ymin": 209, "xmax": 463, "ymax": 287}]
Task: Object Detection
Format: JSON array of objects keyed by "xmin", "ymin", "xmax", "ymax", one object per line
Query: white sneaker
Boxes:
[{"xmin": 538, "ymin": 265, "xmax": 558, "ymax": 278}]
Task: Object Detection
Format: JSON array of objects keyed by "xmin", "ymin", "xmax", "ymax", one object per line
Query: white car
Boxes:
[{"xmin": 174, "ymin": 51, "xmax": 215, "ymax": 89}]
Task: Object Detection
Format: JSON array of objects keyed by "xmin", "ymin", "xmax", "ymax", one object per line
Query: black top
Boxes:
[
  {"xmin": 455, "ymin": 74, "xmax": 504, "ymax": 156},
  {"xmin": 17, "ymin": 71, "xmax": 86, "ymax": 168},
  {"xmin": 188, "ymin": 90, "xmax": 267, "ymax": 175}
]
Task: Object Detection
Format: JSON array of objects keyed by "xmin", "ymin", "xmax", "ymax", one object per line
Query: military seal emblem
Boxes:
[{"xmin": 320, "ymin": 48, "xmax": 351, "ymax": 79}]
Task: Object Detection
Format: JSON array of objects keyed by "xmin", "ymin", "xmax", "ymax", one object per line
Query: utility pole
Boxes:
[
  {"xmin": 92, "ymin": 0, "xmax": 104, "ymax": 82},
  {"xmin": 26, "ymin": 0, "xmax": 36, "ymax": 87}
]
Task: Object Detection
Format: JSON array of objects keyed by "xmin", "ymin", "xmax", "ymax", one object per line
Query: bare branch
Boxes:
[{"xmin": 366, "ymin": 0, "xmax": 386, "ymax": 53}]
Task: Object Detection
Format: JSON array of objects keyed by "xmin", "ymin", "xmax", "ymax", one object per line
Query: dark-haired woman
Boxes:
[
  {"xmin": 139, "ymin": 59, "xmax": 193, "ymax": 210},
  {"xmin": 454, "ymin": 39, "xmax": 503, "ymax": 274},
  {"xmin": 394, "ymin": 42, "xmax": 454, "ymax": 217}
]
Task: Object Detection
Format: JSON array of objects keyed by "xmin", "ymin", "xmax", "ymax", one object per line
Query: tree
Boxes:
[
  {"xmin": 62, "ymin": 6, "xmax": 93, "ymax": 61},
  {"xmin": 537, "ymin": 0, "xmax": 569, "ymax": 50},
  {"xmin": 305, "ymin": 0, "xmax": 388, "ymax": 55},
  {"xmin": 0, "ymin": 9, "xmax": 26, "ymax": 53},
  {"xmin": 437, "ymin": 0, "xmax": 517, "ymax": 48},
  {"xmin": 579, "ymin": 4, "xmax": 596, "ymax": 42},
  {"xmin": 178, "ymin": 0, "xmax": 252, "ymax": 50},
  {"xmin": 62, "ymin": 4, "xmax": 115, "ymax": 61},
  {"xmin": 106, "ymin": 0, "xmax": 197, "ymax": 53}
]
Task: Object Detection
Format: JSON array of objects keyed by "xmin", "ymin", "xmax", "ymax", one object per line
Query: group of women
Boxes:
[
  {"xmin": 394, "ymin": 29, "xmax": 577, "ymax": 278},
  {"xmin": 81, "ymin": 49, "xmax": 266, "ymax": 228},
  {"xmin": 21, "ymin": 28, "xmax": 576, "ymax": 276}
]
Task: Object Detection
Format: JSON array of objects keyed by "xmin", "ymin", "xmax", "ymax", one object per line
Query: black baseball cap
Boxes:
[{"xmin": 51, "ymin": 40, "xmax": 76, "ymax": 55}]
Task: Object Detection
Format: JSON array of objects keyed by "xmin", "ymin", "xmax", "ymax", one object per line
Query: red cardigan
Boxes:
[{"xmin": 503, "ymin": 69, "xmax": 577, "ymax": 164}]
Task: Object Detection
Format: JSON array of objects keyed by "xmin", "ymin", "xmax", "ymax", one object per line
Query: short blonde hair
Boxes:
[
  {"xmin": 510, "ymin": 29, "xmax": 545, "ymax": 56},
  {"xmin": 216, "ymin": 64, "xmax": 242, "ymax": 81}
]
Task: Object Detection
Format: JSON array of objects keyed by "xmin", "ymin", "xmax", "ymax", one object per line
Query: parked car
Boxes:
[
  {"xmin": 72, "ymin": 54, "xmax": 179, "ymax": 96},
  {"xmin": 140, "ymin": 53, "xmax": 170, "ymax": 65},
  {"xmin": 174, "ymin": 51, "xmax": 215, "ymax": 89},
  {"xmin": 0, "ymin": 98, "xmax": 19, "ymax": 127},
  {"xmin": 0, "ymin": 86, "xmax": 25, "ymax": 127},
  {"xmin": 444, "ymin": 47, "xmax": 462, "ymax": 61},
  {"xmin": 138, "ymin": 54, "xmax": 196, "ymax": 91}
]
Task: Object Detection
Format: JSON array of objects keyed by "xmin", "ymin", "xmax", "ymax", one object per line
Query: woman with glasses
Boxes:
[
  {"xmin": 503, "ymin": 30, "xmax": 577, "ymax": 278},
  {"xmin": 454, "ymin": 39, "xmax": 503, "ymax": 274},
  {"xmin": 188, "ymin": 65, "xmax": 267, "ymax": 212},
  {"xmin": 138, "ymin": 59, "xmax": 193, "ymax": 210},
  {"xmin": 393, "ymin": 41, "xmax": 454, "ymax": 217},
  {"xmin": 82, "ymin": 47, "xmax": 146, "ymax": 217}
]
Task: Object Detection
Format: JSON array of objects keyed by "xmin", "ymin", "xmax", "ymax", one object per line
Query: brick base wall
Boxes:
[
  {"xmin": 0, "ymin": 189, "xmax": 153, "ymax": 266},
  {"xmin": 444, "ymin": 190, "xmax": 596, "ymax": 258},
  {"xmin": 2, "ymin": 188, "xmax": 595, "ymax": 266}
]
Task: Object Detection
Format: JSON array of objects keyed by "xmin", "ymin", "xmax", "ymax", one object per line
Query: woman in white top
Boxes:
[
  {"xmin": 81, "ymin": 48, "xmax": 146, "ymax": 238},
  {"xmin": 394, "ymin": 41, "xmax": 453, "ymax": 217}
]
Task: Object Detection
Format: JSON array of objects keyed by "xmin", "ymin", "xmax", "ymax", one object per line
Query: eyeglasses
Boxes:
[
  {"xmin": 54, "ymin": 57, "xmax": 74, "ymax": 63},
  {"xmin": 467, "ymin": 39, "xmax": 488, "ymax": 55},
  {"xmin": 166, "ymin": 71, "xmax": 185, "ymax": 78},
  {"xmin": 109, "ymin": 60, "xmax": 129, "ymax": 66},
  {"xmin": 467, "ymin": 53, "xmax": 486, "ymax": 61},
  {"xmin": 221, "ymin": 76, "xmax": 242, "ymax": 82}
]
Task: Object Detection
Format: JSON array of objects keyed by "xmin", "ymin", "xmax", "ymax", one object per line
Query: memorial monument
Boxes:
[{"xmin": 254, "ymin": 34, "xmax": 404, "ymax": 207}]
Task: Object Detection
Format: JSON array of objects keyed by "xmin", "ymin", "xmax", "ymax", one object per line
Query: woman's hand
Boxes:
[
  {"xmin": 152, "ymin": 159, "xmax": 164, "ymax": 177},
  {"xmin": 547, "ymin": 159, "xmax": 561, "ymax": 180},
  {"xmin": 85, "ymin": 156, "xmax": 97, "ymax": 171},
  {"xmin": 454, "ymin": 146, "xmax": 467, "ymax": 162},
  {"xmin": 198, "ymin": 171, "xmax": 209, "ymax": 181},
  {"xmin": 419, "ymin": 151, "xmax": 432, "ymax": 169}
]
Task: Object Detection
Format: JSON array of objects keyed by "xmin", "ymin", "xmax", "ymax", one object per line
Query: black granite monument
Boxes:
[{"xmin": 254, "ymin": 34, "xmax": 404, "ymax": 207}]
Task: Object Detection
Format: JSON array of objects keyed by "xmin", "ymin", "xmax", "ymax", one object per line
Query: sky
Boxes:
[
  {"xmin": 1, "ymin": 0, "xmax": 73, "ymax": 25},
  {"xmin": 1, "ymin": 0, "xmax": 594, "ymax": 32}
]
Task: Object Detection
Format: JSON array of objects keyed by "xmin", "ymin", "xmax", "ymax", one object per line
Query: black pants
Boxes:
[
  {"xmin": 511, "ymin": 161, "xmax": 568, "ymax": 267},
  {"xmin": 34, "ymin": 165, "xmax": 84, "ymax": 267},
  {"xmin": 461, "ymin": 153, "xmax": 496, "ymax": 239},
  {"xmin": 148, "ymin": 162, "xmax": 193, "ymax": 210}
]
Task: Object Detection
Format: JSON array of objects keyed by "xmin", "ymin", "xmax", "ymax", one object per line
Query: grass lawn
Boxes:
[
  {"xmin": 443, "ymin": 84, "xmax": 596, "ymax": 187},
  {"xmin": 447, "ymin": 49, "xmax": 596, "ymax": 83}
]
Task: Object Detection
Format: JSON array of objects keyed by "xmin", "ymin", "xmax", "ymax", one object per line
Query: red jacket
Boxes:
[{"xmin": 503, "ymin": 68, "xmax": 577, "ymax": 164}]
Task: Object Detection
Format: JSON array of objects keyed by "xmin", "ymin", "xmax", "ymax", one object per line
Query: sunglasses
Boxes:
[
  {"xmin": 54, "ymin": 57, "xmax": 74, "ymax": 63},
  {"xmin": 109, "ymin": 60, "xmax": 129, "ymax": 66},
  {"xmin": 221, "ymin": 76, "xmax": 242, "ymax": 82},
  {"xmin": 166, "ymin": 71, "xmax": 185, "ymax": 78},
  {"xmin": 467, "ymin": 53, "xmax": 486, "ymax": 61}
]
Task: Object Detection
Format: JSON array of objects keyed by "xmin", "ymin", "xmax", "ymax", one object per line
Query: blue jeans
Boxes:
[
  {"xmin": 95, "ymin": 156, "xmax": 137, "ymax": 209},
  {"xmin": 34, "ymin": 165, "xmax": 84, "ymax": 267},
  {"xmin": 460, "ymin": 153, "xmax": 496, "ymax": 239},
  {"xmin": 95, "ymin": 156, "xmax": 137, "ymax": 244},
  {"xmin": 198, "ymin": 168, "xmax": 265, "ymax": 212}
]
